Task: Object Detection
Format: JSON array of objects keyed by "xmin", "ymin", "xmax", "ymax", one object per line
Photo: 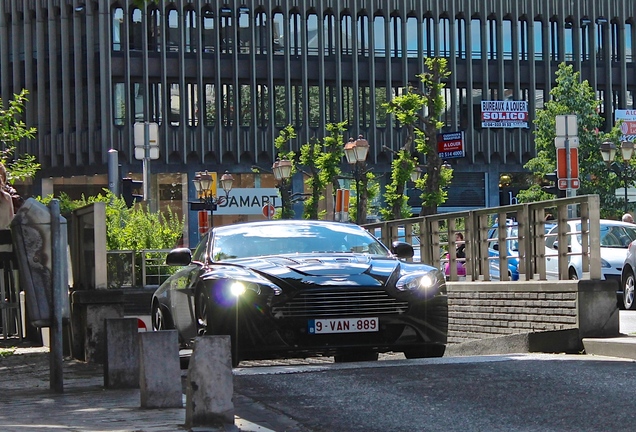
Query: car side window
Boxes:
[{"xmin": 192, "ymin": 233, "xmax": 210, "ymax": 262}]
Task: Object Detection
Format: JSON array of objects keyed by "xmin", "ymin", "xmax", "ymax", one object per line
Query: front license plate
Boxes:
[{"xmin": 308, "ymin": 317, "xmax": 379, "ymax": 334}]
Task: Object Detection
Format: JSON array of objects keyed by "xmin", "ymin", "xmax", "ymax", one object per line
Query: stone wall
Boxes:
[{"xmin": 447, "ymin": 280, "xmax": 619, "ymax": 345}]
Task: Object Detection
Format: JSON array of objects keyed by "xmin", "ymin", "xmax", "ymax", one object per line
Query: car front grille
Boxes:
[{"xmin": 271, "ymin": 289, "xmax": 409, "ymax": 318}]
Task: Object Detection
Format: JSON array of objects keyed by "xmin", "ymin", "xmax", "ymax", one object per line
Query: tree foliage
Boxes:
[
  {"xmin": 0, "ymin": 89, "xmax": 39, "ymax": 182},
  {"xmin": 38, "ymin": 191, "xmax": 183, "ymax": 251},
  {"xmin": 517, "ymin": 63, "xmax": 623, "ymax": 218},
  {"xmin": 382, "ymin": 58, "xmax": 452, "ymax": 219}
]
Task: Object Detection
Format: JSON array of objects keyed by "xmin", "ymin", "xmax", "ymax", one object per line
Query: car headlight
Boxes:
[
  {"xmin": 396, "ymin": 270, "xmax": 445, "ymax": 294},
  {"xmin": 601, "ymin": 258, "xmax": 611, "ymax": 268},
  {"xmin": 229, "ymin": 281, "xmax": 261, "ymax": 296}
]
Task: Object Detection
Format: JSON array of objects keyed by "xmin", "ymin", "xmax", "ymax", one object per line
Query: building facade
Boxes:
[{"xmin": 1, "ymin": 0, "xmax": 635, "ymax": 242}]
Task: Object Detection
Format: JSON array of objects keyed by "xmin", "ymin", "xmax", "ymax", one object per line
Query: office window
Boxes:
[
  {"xmin": 549, "ymin": 18, "xmax": 559, "ymax": 61},
  {"xmin": 534, "ymin": 18, "xmax": 543, "ymax": 60},
  {"xmin": 274, "ymin": 86, "xmax": 286, "ymax": 127},
  {"xmin": 202, "ymin": 8, "xmax": 215, "ymax": 53},
  {"xmin": 239, "ymin": 85, "xmax": 251, "ymax": 126},
  {"xmin": 564, "ymin": 19, "xmax": 574, "ymax": 61},
  {"xmin": 291, "ymin": 85, "xmax": 303, "ymax": 128},
  {"xmin": 518, "ymin": 18, "xmax": 528, "ymax": 60},
  {"xmin": 439, "ymin": 16, "xmax": 450, "ymax": 57},
  {"xmin": 132, "ymin": 82, "xmax": 144, "ymax": 122},
  {"xmin": 423, "ymin": 15, "xmax": 435, "ymax": 57},
  {"xmin": 204, "ymin": 84, "xmax": 216, "ymax": 126},
  {"xmin": 307, "ymin": 12, "xmax": 318, "ymax": 55},
  {"xmin": 184, "ymin": 8, "xmax": 197, "ymax": 53},
  {"xmin": 221, "ymin": 84, "xmax": 234, "ymax": 126},
  {"xmin": 324, "ymin": 12, "xmax": 336, "ymax": 55},
  {"xmin": 455, "ymin": 16, "xmax": 466, "ymax": 59},
  {"xmin": 374, "ymin": 14, "xmax": 386, "ymax": 57},
  {"xmin": 130, "ymin": 7, "xmax": 142, "ymax": 51},
  {"xmin": 169, "ymin": 83, "xmax": 180, "ymax": 126},
  {"xmin": 308, "ymin": 86, "xmax": 320, "ymax": 128},
  {"xmin": 342, "ymin": 13, "xmax": 353, "ymax": 55},
  {"xmin": 502, "ymin": 18, "xmax": 512, "ymax": 59},
  {"xmin": 289, "ymin": 12, "xmax": 301, "ymax": 56},
  {"xmin": 112, "ymin": 6, "xmax": 123, "ymax": 51},
  {"xmin": 626, "ymin": 22, "xmax": 633, "ymax": 62},
  {"xmin": 113, "ymin": 82, "xmax": 125, "ymax": 125},
  {"xmin": 256, "ymin": 84, "xmax": 269, "ymax": 127},
  {"xmin": 220, "ymin": 6, "xmax": 232, "ymax": 54},
  {"xmin": 187, "ymin": 83, "xmax": 198, "ymax": 126},
  {"xmin": 375, "ymin": 87, "xmax": 388, "ymax": 128},
  {"xmin": 166, "ymin": 8, "xmax": 179, "ymax": 52},
  {"xmin": 471, "ymin": 17, "xmax": 481, "ymax": 59},
  {"xmin": 359, "ymin": 86, "xmax": 371, "ymax": 128},
  {"xmin": 148, "ymin": 6, "xmax": 161, "ymax": 52},
  {"xmin": 390, "ymin": 15, "xmax": 402, "ymax": 57},
  {"xmin": 273, "ymin": 12, "xmax": 283, "ymax": 55},
  {"xmin": 238, "ymin": 7, "xmax": 250, "ymax": 54},
  {"xmin": 487, "ymin": 16, "xmax": 497, "ymax": 60}
]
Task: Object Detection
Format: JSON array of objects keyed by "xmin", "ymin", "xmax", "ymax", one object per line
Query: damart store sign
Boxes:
[
  {"xmin": 481, "ymin": 100, "xmax": 529, "ymax": 128},
  {"xmin": 213, "ymin": 188, "xmax": 280, "ymax": 215}
]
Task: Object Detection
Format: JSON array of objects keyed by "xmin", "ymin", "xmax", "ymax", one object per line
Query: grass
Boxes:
[{"xmin": 0, "ymin": 347, "xmax": 16, "ymax": 358}]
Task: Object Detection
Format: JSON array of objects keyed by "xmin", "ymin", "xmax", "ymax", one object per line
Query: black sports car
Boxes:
[{"xmin": 151, "ymin": 220, "xmax": 448, "ymax": 366}]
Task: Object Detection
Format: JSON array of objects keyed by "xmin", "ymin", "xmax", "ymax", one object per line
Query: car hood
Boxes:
[
  {"xmin": 600, "ymin": 247, "xmax": 629, "ymax": 265},
  {"xmin": 206, "ymin": 254, "xmax": 433, "ymax": 289}
]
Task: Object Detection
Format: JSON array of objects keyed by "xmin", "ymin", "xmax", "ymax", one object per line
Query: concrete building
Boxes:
[{"xmin": 1, "ymin": 0, "xmax": 635, "ymax": 243}]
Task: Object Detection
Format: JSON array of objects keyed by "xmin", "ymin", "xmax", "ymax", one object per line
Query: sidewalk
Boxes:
[{"xmin": 0, "ymin": 340, "xmax": 308, "ymax": 432}]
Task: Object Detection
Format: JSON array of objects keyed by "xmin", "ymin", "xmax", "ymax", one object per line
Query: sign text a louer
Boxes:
[{"xmin": 212, "ymin": 188, "xmax": 281, "ymax": 215}]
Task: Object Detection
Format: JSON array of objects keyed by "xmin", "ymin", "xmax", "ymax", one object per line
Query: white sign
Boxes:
[
  {"xmin": 481, "ymin": 100, "xmax": 529, "ymax": 128},
  {"xmin": 555, "ymin": 115, "xmax": 578, "ymax": 137},
  {"xmin": 615, "ymin": 110, "xmax": 636, "ymax": 142},
  {"xmin": 214, "ymin": 188, "xmax": 281, "ymax": 215},
  {"xmin": 134, "ymin": 122, "xmax": 160, "ymax": 160}
]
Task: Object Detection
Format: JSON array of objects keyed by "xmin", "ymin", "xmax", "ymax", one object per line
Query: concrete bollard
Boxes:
[
  {"xmin": 138, "ymin": 330, "xmax": 182, "ymax": 408},
  {"xmin": 104, "ymin": 318, "xmax": 139, "ymax": 388},
  {"xmin": 185, "ymin": 336, "xmax": 234, "ymax": 428}
]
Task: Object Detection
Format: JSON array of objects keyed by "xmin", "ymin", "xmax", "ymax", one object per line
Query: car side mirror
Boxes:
[
  {"xmin": 553, "ymin": 241, "xmax": 559, "ymax": 250},
  {"xmin": 492, "ymin": 243, "xmax": 499, "ymax": 251},
  {"xmin": 166, "ymin": 247, "xmax": 192, "ymax": 266},
  {"xmin": 391, "ymin": 241, "xmax": 414, "ymax": 259}
]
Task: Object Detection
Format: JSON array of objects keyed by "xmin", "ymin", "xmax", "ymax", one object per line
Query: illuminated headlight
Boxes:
[
  {"xmin": 396, "ymin": 271, "xmax": 442, "ymax": 292},
  {"xmin": 230, "ymin": 282, "xmax": 247, "ymax": 296}
]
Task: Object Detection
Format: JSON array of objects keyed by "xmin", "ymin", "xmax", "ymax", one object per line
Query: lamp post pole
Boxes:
[
  {"xmin": 600, "ymin": 141, "xmax": 635, "ymax": 215},
  {"xmin": 344, "ymin": 135, "xmax": 370, "ymax": 225},
  {"xmin": 192, "ymin": 170, "xmax": 234, "ymax": 231}
]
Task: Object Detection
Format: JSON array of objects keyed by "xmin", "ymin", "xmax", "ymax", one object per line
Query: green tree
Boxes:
[
  {"xmin": 382, "ymin": 58, "xmax": 452, "ymax": 219},
  {"xmin": 517, "ymin": 63, "xmax": 623, "ymax": 218},
  {"xmin": 273, "ymin": 125, "xmax": 297, "ymax": 219},
  {"xmin": 1, "ymin": 89, "xmax": 39, "ymax": 182}
]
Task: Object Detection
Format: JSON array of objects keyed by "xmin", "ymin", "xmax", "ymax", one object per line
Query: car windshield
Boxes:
[
  {"xmin": 211, "ymin": 223, "xmax": 390, "ymax": 260},
  {"xmin": 582, "ymin": 223, "xmax": 636, "ymax": 248}
]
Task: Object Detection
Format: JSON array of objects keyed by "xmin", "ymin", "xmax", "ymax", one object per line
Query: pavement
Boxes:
[{"xmin": 2, "ymin": 334, "xmax": 636, "ymax": 432}]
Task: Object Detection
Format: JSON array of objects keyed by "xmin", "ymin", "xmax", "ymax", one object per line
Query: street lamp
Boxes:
[
  {"xmin": 600, "ymin": 140, "xmax": 635, "ymax": 213},
  {"xmin": 272, "ymin": 159, "xmax": 293, "ymax": 219},
  {"xmin": 192, "ymin": 170, "xmax": 234, "ymax": 230},
  {"xmin": 344, "ymin": 135, "xmax": 370, "ymax": 225}
]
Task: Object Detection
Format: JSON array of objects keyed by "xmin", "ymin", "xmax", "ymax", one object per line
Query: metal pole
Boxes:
[
  {"xmin": 107, "ymin": 149, "xmax": 119, "ymax": 196},
  {"xmin": 143, "ymin": 122, "xmax": 151, "ymax": 209},
  {"xmin": 625, "ymin": 170, "xmax": 629, "ymax": 214},
  {"xmin": 355, "ymin": 165, "xmax": 361, "ymax": 225},
  {"xmin": 49, "ymin": 199, "xmax": 64, "ymax": 393}
]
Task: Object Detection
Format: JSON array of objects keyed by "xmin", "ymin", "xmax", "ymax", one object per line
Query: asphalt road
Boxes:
[{"xmin": 234, "ymin": 353, "xmax": 636, "ymax": 432}]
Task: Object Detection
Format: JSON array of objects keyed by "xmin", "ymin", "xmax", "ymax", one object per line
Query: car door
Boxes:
[{"xmin": 169, "ymin": 234, "xmax": 209, "ymax": 340}]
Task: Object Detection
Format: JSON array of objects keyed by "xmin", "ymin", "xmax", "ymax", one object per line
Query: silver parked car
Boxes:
[{"xmin": 621, "ymin": 240, "xmax": 636, "ymax": 310}]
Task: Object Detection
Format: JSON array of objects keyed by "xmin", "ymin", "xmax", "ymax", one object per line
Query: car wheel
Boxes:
[
  {"xmin": 569, "ymin": 268, "xmax": 579, "ymax": 280},
  {"xmin": 151, "ymin": 301, "xmax": 172, "ymax": 331},
  {"xmin": 623, "ymin": 272, "xmax": 636, "ymax": 310},
  {"xmin": 334, "ymin": 351, "xmax": 379, "ymax": 363},
  {"xmin": 404, "ymin": 345, "xmax": 446, "ymax": 359}
]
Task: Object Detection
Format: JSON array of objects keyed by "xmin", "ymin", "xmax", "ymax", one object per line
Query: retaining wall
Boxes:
[{"xmin": 447, "ymin": 279, "xmax": 619, "ymax": 345}]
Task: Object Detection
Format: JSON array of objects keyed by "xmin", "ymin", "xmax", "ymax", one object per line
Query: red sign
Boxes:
[
  {"xmin": 437, "ymin": 132, "xmax": 465, "ymax": 159},
  {"xmin": 262, "ymin": 204, "xmax": 275, "ymax": 218},
  {"xmin": 557, "ymin": 147, "xmax": 579, "ymax": 180},
  {"xmin": 197, "ymin": 211, "xmax": 209, "ymax": 235},
  {"xmin": 558, "ymin": 178, "xmax": 580, "ymax": 190}
]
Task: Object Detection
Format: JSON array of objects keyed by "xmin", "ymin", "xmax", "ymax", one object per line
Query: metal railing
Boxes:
[
  {"xmin": 363, "ymin": 195, "xmax": 602, "ymax": 282},
  {"xmin": 107, "ymin": 249, "xmax": 176, "ymax": 289}
]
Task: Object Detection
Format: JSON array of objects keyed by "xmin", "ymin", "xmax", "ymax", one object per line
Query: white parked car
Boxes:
[{"xmin": 545, "ymin": 221, "xmax": 636, "ymax": 308}]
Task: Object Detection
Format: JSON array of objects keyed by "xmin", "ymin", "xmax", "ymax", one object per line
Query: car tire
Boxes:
[
  {"xmin": 334, "ymin": 351, "xmax": 379, "ymax": 363},
  {"xmin": 195, "ymin": 291, "xmax": 241, "ymax": 367},
  {"xmin": 623, "ymin": 271, "xmax": 636, "ymax": 310},
  {"xmin": 404, "ymin": 345, "xmax": 446, "ymax": 359},
  {"xmin": 569, "ymin": 268, "xmax": 579, "ymax": 280},
  {"xmin": 151, "ymin": 301, "xmax": 172, "ymax": 331}
]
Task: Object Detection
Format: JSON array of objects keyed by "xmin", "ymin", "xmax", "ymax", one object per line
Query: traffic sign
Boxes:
[
  {"xmin": 557, "ymin": 147, "xmax": 579, "ymax": 179},
  {"xmin": 558, "ymin": 178, "xmax": 580, "ymax": 190},
  {"xmin": 262, "ymin": 204, "xmax": 275, "ymax": 218},
  {"xmin": 555, "ymin": 115, "xmax": 577, "ymax": 137},
  {"xmin": 134, "ymin": 122, "xmax": 160, "ymax": 160}
]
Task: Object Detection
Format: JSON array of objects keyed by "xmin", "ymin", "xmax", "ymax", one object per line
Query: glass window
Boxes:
[
  {"xmin": 341, "ymin": 13, "xmax": 353, "ymax": 55},
  {"xmin": 390, "ymin": 15, "xmax": 402, "ymax": 57},
  {"xmin": 455, "ymin": 17, "xmax": 466, "ymax": 59},
  {"xmin": 187, "ymin": 83, "xmax": 198, "ymax": 127},
  {"xmin": 112, "ymin": 7, "xmax": 123, "ymax": 51},
  {"xmin": 289, "ymin": 12, "xmax": 301, "ymax": 56},
  {"xmin": 518, "ymin": 18, "xmax": 528, "ymax": 60},
  {"xmin": 220, "ymin": 6, "xmax": 233, "ymax": 54},
  {"xmin": 166, "ymin": 8, "xmax": 179, "ymax": 52},
  {"xmin": 308, "ymin": 86, "xmax": 320, "ymax": 128},
  {"xmin": 324, "ymin": 12, "xmax": 336, "ymax": 55},
  {"xmin": 256, "ymin": 84, "xmax": 269, "ymax": 128},
  {"xmin": 487, "ymin": 16, "xmax": 497, "ymax": 59},
  {"xmin": 502, "ymin": 18, "xmax": 512, "ymax": 59},
  {"xmin": 222, "ymin": 84, "xmax": 234, "ymax": 126},
  {"xmin": 439, "ymin": 17, "xmax": 450, "ymax": 57},
  {"xmin": 169, "ymin": 83, "xmax": 180, "ymax": 126},
  {"xmin": 273, "ymin": 12, "xmax": 283, "ymax": 55},
  {"xmin": 113, "ymin": 82, "xmax": 125, "ymax": 125},
  {"xmin": 148, "ymin": 6, "xmax": 161, "ymax": 52},
  {"xmin": 274, "ymin": 85, "xmax": 286, "ymax": 127},
  {"xmin": 204, "ymin": 84, "xmax": 216, "ymax": 126},
  {"xmin": 238, "ymin": 7, "xmax": 250, "ymax": 54},
  {"xmin": 374, "ymin": 15, "xmax": 386, "ymax": 57},
  {"xmin": 130, "ymin": 7, "xmax": 143, "ymax": 51},
  {"xmin": 307, "ymin": 13, "xmax": 318, "ymax": 55},
  {"xmin": 549, "ymin": 18, "xmax": 559, "ymax": 61},
  {"xmin": 184, "ymin": 8, "xmax": 197, "ymax": 53},
  {"xmin": 470, "ymin": 17, "xmax": 481, "ymax": 59},
  {"xmin": 202, "ymin": 8, "xmax": 215, "ymax": 53},
  {"xmin": 239, "ymin": 84, "xmax": 251, "ymax": 126}
]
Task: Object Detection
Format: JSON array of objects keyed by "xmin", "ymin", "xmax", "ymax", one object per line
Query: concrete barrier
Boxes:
[
  {"xmin": 185, "ymin": 336, "xmax": 234, "ymax": 428},
  {"xmin": 138, "ymin": 330, "xmax": 182, "ymax": 408},
  {"xmin": 104, "ymin": 318, "xmax": 139, "ymax": 388}
]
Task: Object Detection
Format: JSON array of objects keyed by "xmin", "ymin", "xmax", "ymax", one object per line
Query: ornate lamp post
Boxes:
[
  {"xmin": 272, "ymin": 159, "xmax": 293, "ymax": 219},
  {"xmin": 600, "ymin": 141, "xmax": 635, "ymax": 214},
  {"xmin": 192, "ymin": 170, "xmax": 234, "ymax": 230},
  {"xmin": 344, "ymin": 135, "xmax": 370, "ymax": 225}
]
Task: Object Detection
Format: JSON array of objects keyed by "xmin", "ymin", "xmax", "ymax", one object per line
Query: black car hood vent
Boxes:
[{"xmin": 257, "ymin": 255, "xmax": 383, "ymax": 277}]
